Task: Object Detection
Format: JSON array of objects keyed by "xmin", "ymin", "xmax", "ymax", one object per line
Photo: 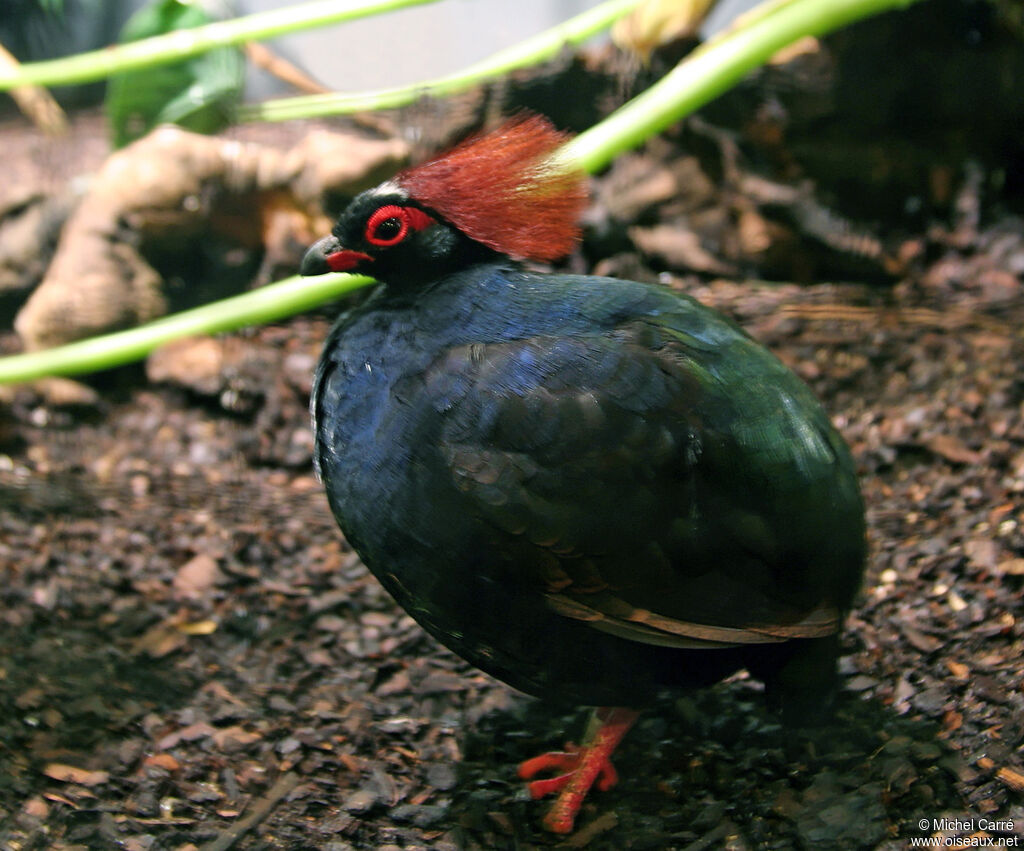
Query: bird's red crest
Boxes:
[{"xmin": 396, "ymin": 115, "xmax": 586, "ymax": 262}]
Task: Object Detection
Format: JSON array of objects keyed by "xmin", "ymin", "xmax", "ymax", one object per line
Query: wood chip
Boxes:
[
  {"xmin": 945, "ymin": 660, "xmax": 970, "ymax": 680},
  {"xmin": 995, "ymin": 558, "xmax": 1024, "ymax": 576}
]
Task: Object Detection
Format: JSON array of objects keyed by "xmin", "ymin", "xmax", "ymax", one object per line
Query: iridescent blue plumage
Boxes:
[{"xmin": 310, "ymin": 260, "xmax": 864, "ymax": 705}]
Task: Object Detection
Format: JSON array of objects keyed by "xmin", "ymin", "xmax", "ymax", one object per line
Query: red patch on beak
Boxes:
[{"xmin": 326, "ymin": 250, "xmax": 373, "ymax": 272}]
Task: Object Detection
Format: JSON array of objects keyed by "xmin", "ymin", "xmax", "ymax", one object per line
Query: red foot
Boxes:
[
  {"xmin": 516, "ymin": 707, "xmax": 638, "ymax": 833},
  {"xmin": 518, "ymin": 745, "xmax": 619, "ymax": 798}
]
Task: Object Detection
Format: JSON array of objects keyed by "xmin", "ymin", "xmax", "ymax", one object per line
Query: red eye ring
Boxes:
[{"xmin": 364, "ymin": 204, "xmax": 435, "ymax": 247}]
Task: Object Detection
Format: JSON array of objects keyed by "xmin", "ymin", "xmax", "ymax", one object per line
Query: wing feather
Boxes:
[{"xmin": 425, "ymin": 314, "xmax": 851, "ymax": 645}]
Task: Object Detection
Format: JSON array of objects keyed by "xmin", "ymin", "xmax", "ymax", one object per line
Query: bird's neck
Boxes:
[
  {"xmin": 380, "ymin": 227, "xmax": 505, "ymax": 292},
  {"xmin": 378, "ymin": 250, "xmax": 513, "ymax": 298}
]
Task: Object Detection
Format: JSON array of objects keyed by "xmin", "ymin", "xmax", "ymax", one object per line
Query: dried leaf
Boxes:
[
  {"xmin": 143, "ymin": 753, "xmax": 181, "ymax": 772},
  {"xmin": 179, "ymin": 619, "xmax": 219, "ymax": 636},
  {"xmin": 963, "ymin": 538, "xmax": 1000, "ymax": 570},
  {"xmin": 132, "ymin": 621, "xmax": 189, "ymax": 658},
  {"xmin": 942, "ymin": 709, "xmax": 963, "ymax": 733},
  {"xmin": 42, "ymin": 764, "xmax": 110, "ymax": 786},
  {"xmin": 23, "ymin": 796, "xmax": 49, "ymax": 818},
  {"xmin": 901, "ymin": 624, "xmax": 943, "ymax": 654},
  {"xmin": 211, "ymin": 725, "xmax": 262, "ymax": 749},
  {"xmin": 995, "ymin": 766, "xmax": 1024, "ymax": 792},
  {"xmin": 629, "ymin": 225, "xmax": 736, "ymax": 275},
  {"xmin": 922, "ymin": 434, "xmax": 983, "ymax": 465},
  {"xmin": 157, "ymin": 722, "xmax": 216, "ymax": 750},
  {"xmin": 994, "ymin": 558, "xmax": 1024, "ymax": 576},
  {"xmin": 173, "ymin": 553, "xmax": 224, "ymax": 596}
]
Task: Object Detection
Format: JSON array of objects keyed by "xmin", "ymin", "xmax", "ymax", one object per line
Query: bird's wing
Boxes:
[{"xmin": 421, "ymin": 315, "xmax": 851, "ymax": 650}]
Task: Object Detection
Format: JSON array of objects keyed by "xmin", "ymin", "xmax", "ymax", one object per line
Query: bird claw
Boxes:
[
  {"xmin": 518, "ymin": 746, "xmax": 619, "ymax": 799},
  {"xmin": 524, "ymin": 771, "xmax": 576, "ymax": 799},
  {"xmin": 519, "ymin": 746, "xmax": 580, "ymax": 779}
]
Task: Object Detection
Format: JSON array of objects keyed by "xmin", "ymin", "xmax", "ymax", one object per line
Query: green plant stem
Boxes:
[
  {"xmin": 239, "ymin": 0, "xmax": 642, "ymax": 123},
  {"xmin": 0, "ymin": 0, "xmax": 439, "ymax": 90},
  {"xmin": 0, "ymin": 0, "xmax": 927, "ymax": 386},
  {"xmin": 556, "ymin": 0, "xmax": 925, "ymax": 174},
  {"xmin": 0, "ymin": 273, "xmax": 370, "ymax": 384}
]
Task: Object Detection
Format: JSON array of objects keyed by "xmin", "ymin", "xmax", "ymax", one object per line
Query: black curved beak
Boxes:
[
  {"xmin": 301, "ymin": 235, "xmax": 374, "ymax": 276},
  {"xmin": 301, "ymin": 235, "xmax": 340, "ymax": 276}
]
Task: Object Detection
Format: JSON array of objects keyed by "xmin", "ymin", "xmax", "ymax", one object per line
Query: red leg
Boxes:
[{"xmin": 517, "ymin": 707, "xmax": 639, "ymax": 833}]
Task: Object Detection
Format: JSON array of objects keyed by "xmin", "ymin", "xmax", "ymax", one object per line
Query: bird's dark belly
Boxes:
[{"xmin": 315, "ymin": 361, "xmax": 703, "ymax": 705}]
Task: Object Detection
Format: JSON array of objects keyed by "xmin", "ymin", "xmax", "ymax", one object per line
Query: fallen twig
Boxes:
[
  {"xmin": 202, "ymin": 771, "xmax": 300, "ymax": 851},
  {"xmin": 0, "ymin": 41, "xmax": 67, "ymax": 135}
]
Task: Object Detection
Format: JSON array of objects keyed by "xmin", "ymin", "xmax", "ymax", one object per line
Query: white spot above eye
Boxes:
[
  {"xmin": 364, "ymin": 362, "xmax": 373, "ymax": 373},
  {"xmin": 369, "ymin": 180, "xmax": 405, "ymax": 199}
]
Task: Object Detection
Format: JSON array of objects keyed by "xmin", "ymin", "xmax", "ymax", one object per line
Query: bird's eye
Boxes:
[
  {"xmin": 374, "ymin": 217, "xmax": 402, "ymax": 242},
  {"xmin": 364, "ymin": 204, "xmax": 435, "ymax": 247}
]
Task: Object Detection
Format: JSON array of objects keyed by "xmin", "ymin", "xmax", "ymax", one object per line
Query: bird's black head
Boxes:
[
  {"xmin": 302, "ymin": 115, "xmax": 587, "ymax": 286},
  {"xmin": 300, "ymin": 183, "xmax": 495, "ymax": 286}
]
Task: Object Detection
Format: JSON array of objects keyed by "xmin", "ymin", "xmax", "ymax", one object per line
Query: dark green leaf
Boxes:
[{"xmin": 106, "ymin": 0, "xmax": 244, "ymax": 148}]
